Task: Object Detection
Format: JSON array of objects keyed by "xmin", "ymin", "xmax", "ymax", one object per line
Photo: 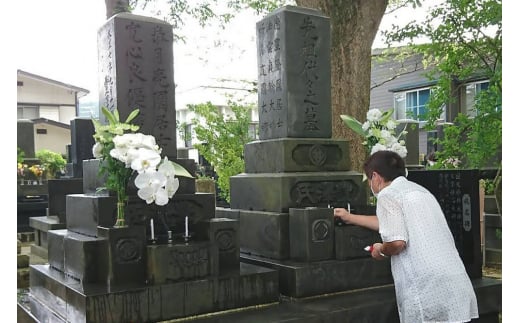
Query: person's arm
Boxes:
[
  {"xmin": 370, "ymin": 241, "xmax": 406, "ymax": 260},
  {"xmin": 333, "ymin": 208, "xmax": 379, "ymax": 231}
]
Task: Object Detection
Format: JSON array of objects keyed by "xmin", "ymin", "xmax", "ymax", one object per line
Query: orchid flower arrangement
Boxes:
[
  {"xmin": 92, "ymin": 107, "xmax": 193, "ymax": 227},
  {"xmin": 340, "ymin": 108, "xmax": 408, "ymax": 159}
]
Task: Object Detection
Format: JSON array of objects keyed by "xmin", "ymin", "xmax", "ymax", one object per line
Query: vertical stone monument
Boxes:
[
  {"xmin": 25, "ymin": 12, "xmax": 278, "ymax": 323},
  {"xmin": 17, "ymin": 119, "xmax": 35, "ymax": 158},
  {"xmin": 256, "ymin": 6, "xmax": 331, "ymax": 140},
  {"xmin": 218, "ymin": 5, "xmax": 393, "ymax": 298}
]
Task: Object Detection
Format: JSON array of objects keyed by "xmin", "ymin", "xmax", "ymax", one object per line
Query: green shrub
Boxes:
[{"xmin": 35, "ymin": 149, "xmax": 66, "ymax": 178}]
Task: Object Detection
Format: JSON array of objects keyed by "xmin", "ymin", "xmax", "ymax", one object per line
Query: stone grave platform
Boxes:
[{"xmin": 25, "ymin": 262, "xmax": 278, "ymax": 323}]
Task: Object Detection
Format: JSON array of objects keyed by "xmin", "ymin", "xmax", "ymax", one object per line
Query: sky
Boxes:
[
  {"xmin": 11, "ymin": 0, "xmax": 433, "ymax": 107},
  {"xmin": 4, "ymin": 0, "xmax": 517, "ymax": 320}
]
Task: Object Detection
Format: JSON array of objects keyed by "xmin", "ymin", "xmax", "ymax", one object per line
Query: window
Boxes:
[
  {"xmin": 394, "ymin": 87, "xmax": 439, "ymax": 123},
  {"xmin": 464, "ymin": 80, "xmax": 490, "ymax": 118},
  {"xmin": 17, "ymin": 105, "xmax": 39, "ymax": 119},
  {"xmin": 184, "ymin": 123, "xmax": 193, "ymax": 148}
]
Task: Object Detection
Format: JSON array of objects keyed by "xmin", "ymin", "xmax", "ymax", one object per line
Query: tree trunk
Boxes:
[
  {"xmin": 295, "ymin": 0, "xmax": 388, "ymax": 172},
  {"xmin": 105, "ymin": 0, "xmax": 131, "ymax": 19}
]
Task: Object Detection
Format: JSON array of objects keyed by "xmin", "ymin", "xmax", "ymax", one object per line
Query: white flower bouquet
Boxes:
[
  {"xmin": 340, "ymin": 108, "xmax": 408, "ymax": 158},
  {"xmin": 92, "ymin": 107, "xmax": 193, "ymax": 227}
]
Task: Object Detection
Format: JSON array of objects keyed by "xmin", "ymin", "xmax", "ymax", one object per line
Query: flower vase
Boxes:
[
  {"xmin": 38, "ymin": 177, "xmax": 43, "ymax": 185},
  {"xmin": 114, "ymin": 201, "xmax": 126, "ymax": 227},
  {"xmin": 20, "ymin": 179, "xmax": 24, "ymax": 186}
]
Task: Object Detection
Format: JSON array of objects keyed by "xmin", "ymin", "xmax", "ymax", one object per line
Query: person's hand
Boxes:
[
  {"xmin": 371, "ymin": 242, "xmax": 388, "ymax": 260},
  {"xmin": 333, "ymin": 208, "xmax": 351, "ymax": 223}
]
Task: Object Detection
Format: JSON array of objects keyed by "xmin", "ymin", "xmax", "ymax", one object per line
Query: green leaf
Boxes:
[
  {"xmin": 380, "ymin": 108, "xmax": 394, "ymax": 123},
  {"xmin": 340, "ymin": 114, "xmax": 365, "ymax": 137},
  {"xmin": 91, "ymin": 118, "xmax": 102, "ymax": 131},
  {"xmin": 125, "ymin": 109, "xmax": 140, "ymax": 123},
  {"xmin": 101, "ymin": 107, "xmax": 117, "ymax": 125},
  {"xmin": 113, "ymin": 109, "xmax": 120, "ymax": 122},
  {"xmin": 171, "ymin": 161, "xmax": 194, "ymax": 178}
]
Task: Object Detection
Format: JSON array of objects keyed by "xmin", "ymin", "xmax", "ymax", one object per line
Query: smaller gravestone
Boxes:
[
  {"xmin": 407, "ymin": 169, "xmax": 482, "ymax": 279},
  {"xmin": 256, "ymin": 6, "xmax": 331, "ymax": 139},
  {"xmin": 70, "ymin": 118, "xmax": 95, "ymax": 178},
  {"xmin": 396, "ymin": 119, "xmax": 420, "ymax": 166},
  {"xmin": 17, "ymin": 120, "xmax": 35, "ymax": 158}
]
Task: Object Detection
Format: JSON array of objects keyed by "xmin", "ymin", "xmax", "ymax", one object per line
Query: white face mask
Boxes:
[{"xmin": 370, "ymin": 180, "xmax": 379, "ymax": 198}]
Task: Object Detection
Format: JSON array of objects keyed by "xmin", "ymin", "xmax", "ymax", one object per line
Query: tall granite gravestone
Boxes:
[
  {"xmin": 29, "ymin": 118, "xmax": 91, "ymax": 259},
  {"xmin": 218, "ymin": 5, "xmax": 393, "ymax": 299},
  {"xmin": 25, "ymin": 12, "xmax": 278, "ymax": 323},
  {"xmin": 256, "ymin": 6, "xmax": 331, "ymax": 140},
  {"xmin": 97, "ymin": 12, "xmax": 177, "ymax": 159}
]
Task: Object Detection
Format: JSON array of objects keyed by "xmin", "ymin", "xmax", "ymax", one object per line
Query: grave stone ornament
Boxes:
[
  {"xmin": 25, "ymin": 11, "xmax": 278, "ymax": 322},
  {"xmin": 220, "ymin": 5, "xmax": 392, "ymax": 298}
]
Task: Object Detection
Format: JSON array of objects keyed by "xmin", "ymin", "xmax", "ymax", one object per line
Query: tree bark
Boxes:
[
  {"xmin": 105, "ymin": 0, "xmax": 131, "ymax": 19},
  {"xmin": 295, "ymin": 0, "xmax": 388, "ymax": 172}
]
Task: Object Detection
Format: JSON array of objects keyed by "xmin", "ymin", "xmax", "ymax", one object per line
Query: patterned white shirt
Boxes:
[{"xmin": 377, "ymin": 176, "xmax": 479, "ymax": 323}]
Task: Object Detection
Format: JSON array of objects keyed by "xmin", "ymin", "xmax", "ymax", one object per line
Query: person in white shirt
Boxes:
[{"xmin": 334, "ymin": 150, "xmax": 479, "ymax": 323}]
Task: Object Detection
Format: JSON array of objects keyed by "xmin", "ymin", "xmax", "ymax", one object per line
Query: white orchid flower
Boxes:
[
  {"xmin": 92, "ymin": 142, "xmax": 103, "ymax": 158},
  {"xmin": 157, "ymin": 157, "xmax": 180, "ymax": 198},
  {"xmin": 130, "ymin": 148, "xmax": 161, "ymax": 173},
  {"xmin": 135, "ymin": 171, "xmax": 168, "ymax": 205}
]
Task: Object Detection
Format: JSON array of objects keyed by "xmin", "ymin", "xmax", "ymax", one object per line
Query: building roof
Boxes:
[
  {"xmin": 17, "ymin": 69, "xmax": 90, "ymax": 98},
  {"xmin": 31, "ymin": 118, "xmax": 70, "ymax": 129}
]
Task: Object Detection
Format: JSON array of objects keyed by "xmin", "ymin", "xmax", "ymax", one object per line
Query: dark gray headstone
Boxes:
[
  {"xmin": 98, "ymin": 12, "xmax": 177, "ymax": 159},
  {"xmin": 256, "ymin": 6, "xmax": 331, "ymax": 139},
  {"xmin": 17, "ymin": 120, "xmax": 35, "ymax": 158},
  {"xmin": 407, "ymin": 169, "xmax": 482, "ymax": 279},
  {"xmin": 70, "ymin": 118, "xmax": 95, "ymax": 178},
  {"xmin": 396, "ymin": 119, "xmax": 420, "ymax": 165}
]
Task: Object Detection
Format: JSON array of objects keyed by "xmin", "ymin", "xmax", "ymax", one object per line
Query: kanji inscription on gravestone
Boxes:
[
  {"xmin": 97, "ymin": 13, "xmax": 177, "ymax": 158},
  {"xmin": 256, "ymin": 6, "xmax": 331, "ymax": 140}
]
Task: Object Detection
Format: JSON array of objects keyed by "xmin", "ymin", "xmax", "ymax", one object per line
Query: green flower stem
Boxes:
[{"xmin": 114, "ymin": 172, "xmax": 129, "ymax": 227}]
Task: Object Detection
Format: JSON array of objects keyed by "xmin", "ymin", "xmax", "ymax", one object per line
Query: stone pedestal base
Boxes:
[{"xmin": 27, "ymin": 262, "xmax": 278, "ymax": 323}]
